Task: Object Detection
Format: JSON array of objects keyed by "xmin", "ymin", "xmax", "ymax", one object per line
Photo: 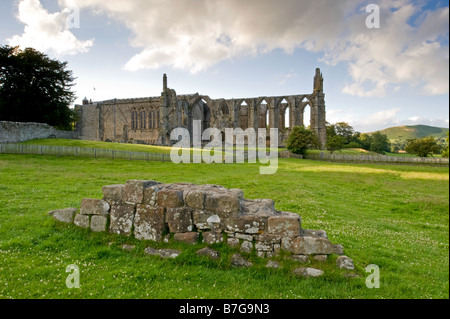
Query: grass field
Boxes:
[{"xmin": 0, "ymin": 144, "xmax": 448, "ymax": 299}]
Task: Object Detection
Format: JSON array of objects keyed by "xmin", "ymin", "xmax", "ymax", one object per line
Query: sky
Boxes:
[{"xmin": 0, "ymin": 0, "xmax": 448, "ymax": 133}]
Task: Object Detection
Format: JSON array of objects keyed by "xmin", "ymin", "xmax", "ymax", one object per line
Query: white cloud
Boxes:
[
  {"xmin": 7, "ymin": 0, "xmax": 93, "ymax": 56},
  {"xmin": 348, "ymin": 108, "xmax": 402, "ymax": 132},
  {"xmin": 326, "ymin": 2, "xmax": 449, "ymax": 97},
  {"xmin": 326, "ymin": 108, "xmax": 357, "ymax": 126},
  {"xmin": 78, "ymin": 0, "xmax": 447, "ymax": 96},
  {"xmin": 58, "ymin": 0, "xmax": 354, "ymax": 72},
  {"xmin": 12, "ymin": 0, "xmax": 447, "ymax": 98}
]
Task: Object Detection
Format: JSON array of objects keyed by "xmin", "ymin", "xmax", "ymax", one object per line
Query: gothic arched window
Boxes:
[
  {"xmin": 149, "ymin": 110, "xmax": 155, "ymax": 129},
  {"xmin": 139, "ymin": 109, "xmax": 146, "ymax": 129},
  {"xmin": 156, "ymin": 109, "xmax": 159, "ymax": 128},
  {"xmin": 131, "ymin": 109, "xmax": 138, "ymax": 130}
]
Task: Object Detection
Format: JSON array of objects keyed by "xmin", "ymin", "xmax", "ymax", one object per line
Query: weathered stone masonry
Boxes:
[
  {"xmin": 49, "ymin": 180, "xmax": 353, "ymax": 268},
  {"xmin": 75, "ymin": 69, "xmax": 327, "ymax": 148}
]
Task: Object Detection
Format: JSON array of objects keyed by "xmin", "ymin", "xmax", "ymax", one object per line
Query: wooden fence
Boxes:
[
  {"xmin": 1, "ymin": 144, "xmax": 448, "ymax": 165},
  {"xmin": 0, "ymin": 143, "xmax": 171, "ymax": 162},
  {"xmin": 304, "ymin": 152, "xmax": 449, "ymax": 165}
]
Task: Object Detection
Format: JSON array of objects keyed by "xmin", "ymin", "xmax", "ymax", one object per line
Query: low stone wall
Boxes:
[
  {"xmin": 0, "ymin": 121, "xmax": 77, "ymax": 143},
  {"xmin": 49, "ymin": 180, "xmax": 353, "ymax": 270}
]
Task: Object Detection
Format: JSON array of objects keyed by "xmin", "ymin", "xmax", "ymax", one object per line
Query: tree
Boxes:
[
  {"xmin": 334, "ymin": 122, "xmax": 355, "ymax": 144},
  {"xmin": 326, "ymin": 135, "xmax": 346, "ymax": 154},
  {"xmin": 359, "ymin": 133, "xmax": 373, "ymax": 151},
  {"xmin": 391, "ymin": 139, "xmax": 406, "ymax": 153},
  {"xmin": 286, "ymin": 126, "xmax": 320, "ymax": 155},
  {"xmin": 326, "ymin": 122, "xmax": 345, "ymax": 153},
  {"xmin": 0, "ymin": 45, "xmax": 76, "ymax": 130},
  {"xmin": 405, "ymin": 137, "xmax": 441, "ymax": 157},
  {"xmin": 370, "ymin": 131, "xmax": 391, "ymax": 154},
  {"xmin": 442, "ymin": 132, "xmax": 449, "ymax": 158}
]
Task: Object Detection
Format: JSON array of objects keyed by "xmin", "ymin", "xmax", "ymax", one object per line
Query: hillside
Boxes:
[{"xmin": 373, "ymin": 125, "xmax": 449, "ymax": 141}]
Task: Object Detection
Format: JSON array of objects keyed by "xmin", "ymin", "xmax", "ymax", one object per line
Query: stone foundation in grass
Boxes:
[{"xmin": 49, "ymin": 180, "xmax": 354, "ymax": 275}]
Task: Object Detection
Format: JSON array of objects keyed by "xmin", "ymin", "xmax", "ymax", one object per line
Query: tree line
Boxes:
[{"xmin": 286, "ymin": 122, "xmax": 449, "ymax": 158}]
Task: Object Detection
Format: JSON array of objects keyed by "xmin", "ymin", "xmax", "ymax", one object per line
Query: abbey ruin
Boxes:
[{"xmin": 75, "ymin": 69, "xmax": 327, "ymax": 148}]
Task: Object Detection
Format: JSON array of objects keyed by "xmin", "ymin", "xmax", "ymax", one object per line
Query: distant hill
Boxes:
[{"xmin": 370, "ymin": 125, "xmax": 449, "ymax": 142}]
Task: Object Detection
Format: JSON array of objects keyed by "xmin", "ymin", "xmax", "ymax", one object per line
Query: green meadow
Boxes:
[{"xmin": 0, "ymin": 141, "xmax": 448, "ymax": 299}]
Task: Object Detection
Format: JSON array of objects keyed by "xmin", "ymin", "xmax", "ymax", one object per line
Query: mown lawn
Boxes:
[{"xmin": 0, "ymin": 151, "xmax": 448, "ymax": 299}]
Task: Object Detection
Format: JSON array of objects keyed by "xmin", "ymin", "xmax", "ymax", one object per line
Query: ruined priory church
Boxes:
[{"xmin": 75, "ymin": 68, "xmax": 326, "ymax": 148}]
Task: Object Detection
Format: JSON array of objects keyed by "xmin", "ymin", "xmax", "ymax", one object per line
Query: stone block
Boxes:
[
  {"xmin": 241, "ymin": 198, "xmax": 275, "ymax": 216},
  {"xmin": 80, "ymin": 198, "xmax": 110, "ymax": 216},
  {"xmin": 156, "ymin": 188, "xmax": 184, "ymax": 208},
  {"xmin": 142, "ymin": 185, "xmax": 161, "ymax": 205},
  {"xmin": 336, "ymin": 256, "xmax": 355, "ymax": 270},
  {"xmin": 230, "ymin": 189, "xmax": 244, "ymax": 200},
  {"xmin": 293, "ymin": 267, "xmax": 324, "ymax": 278},
  {"xmin": 226, "ymin": 215, "xmax": 267, "ymax": 234},
  {"xmin": 231, "ymin": 254, "xmax": 253, "ymax": 268},
  {"xmin": 227, "ymin": 237, "xmax": 240, "ymax": 247},
  {"xmin": 256, "ymin": 234, "xmax": 281, "ymax": 245},
  {"xmin": 166, "ymin": 207, "xmax": 193, "ymax": 233},
  {"xmin": 202, "ymin": 231, "xmax": 223, "ymax": 244},
  {"xmin": 134, "ymin": 205, "xmax": 166, "ymax": 241},
  {"xmin": 144, "ymin": 247, "xmax": 180, "ymax": 259},
  {"xmin": 74, "ymin": 214, "xmax": 89, "ymax": 228},
  {"xmin": 192, "ymin": 210, "xmax": 219, "ymax": 230},
  {"xmin": 205, "ymin": 192, "xmax": 240, "ymax": 218},
  {"xmin": 109, "ymin": 202, "xmax": 135, "ymax": 236},
  {"xmin": 235, "ymin": 233, "xmax": 254, "ymax": 241},
  {"xmin": 102, "ymin": 184, "xmax": 125, "ymax": 203},
  {"xmin": 240, "ymin": 240, "xmax": 253, "ymax": 253},
  {"xmin": 267, "ymin": 214, "xmax": 301, "ymax": 237},
  {"xmin": 48, "ymin": 208, "xmax": 78, "ymax": 223},
  {"xmin": 206, "ymin": 214, "xmax": 222, "ymax": 230},
  {"xmin": 185, "ymin": 190, "xmax": 205, "ymax": 210},
  {"xmin": 273, "ymin": 244, "xmax": 281, "ymax": 254},
  {"xmin": 123, "ymin": 180, "xmax": 158, "ymax": 204},
  {"xmin": 255, "ymin": 242, "xmax": 273, "ymax": 252},
  {"xmin": 281, "ymin": 236, "xmax": 334, "ymax": 255},
  {"xmin": 196, "ymin": 247, "xmax": 220, "ymax": 260},
  {"xmin": 173, "ymin": 232, "xmax": 199, "ymax": 245},
  {"xmin": 302, "ymin": 229, "xmax": 328, "ymax": 238},
  {"xmin": 91, "ymin": 215, "xmax": 108, "ymax": 232},
  {"xmin": 314, "ymin": 255, "xmax": 328, "ymax": 262},
  {"xmin": 292, "ymin": 255, "xmax": 309, "ymax": 263}
]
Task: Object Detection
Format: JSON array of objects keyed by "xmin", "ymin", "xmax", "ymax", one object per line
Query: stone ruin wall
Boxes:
[
  {"xmin": 75, "ymin": 69, "xmax": 327, "ymax": 149},
  {"xmin": 49, "ymin": 180, "xmax": 351, "ymax": 264},
  {"xmin": 0, "ymin": 121, "xmax": 77, "ymax": 143}
]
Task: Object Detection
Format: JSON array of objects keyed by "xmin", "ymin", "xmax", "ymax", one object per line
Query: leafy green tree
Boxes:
[
  {"xmin": 405, "ymin": 137, "xmax": 442, "ymax": 157},
  {"xmin": 0, "ymin": 45, "xmax": 76, "ymax": 130},
  {"xmin": 326, "ymin": 135, "xmax": 346, "ymax": 154},
  {"xmin": 359, "ymin": 133, "xmax": 373, "ymax": 151},
  {"xmin": 334, "ymin": 122, "xmax": 355, "ymax": 144},
  {"xmin": 286, "ymin": 126, "xmax": 320, "ymax": 155},
  {"xmin": 391, "ymin": 139, "xmax": 406, "ymax": 153},
  {"xmin": 326, "ymin": 122, "xmax": 345, "ymax": 153},
  {"xmin": 370, "ymin": 131, "xmax": 391, "ymax": 154},
  {"xmin": 442, "ymin": 132, "xmax": 449, "ymax": 158}
]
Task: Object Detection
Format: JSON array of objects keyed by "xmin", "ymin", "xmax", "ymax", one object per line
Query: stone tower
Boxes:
[{"xmin": 312, "ymin": 68, "xmax": 327, "ymax": 149}]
